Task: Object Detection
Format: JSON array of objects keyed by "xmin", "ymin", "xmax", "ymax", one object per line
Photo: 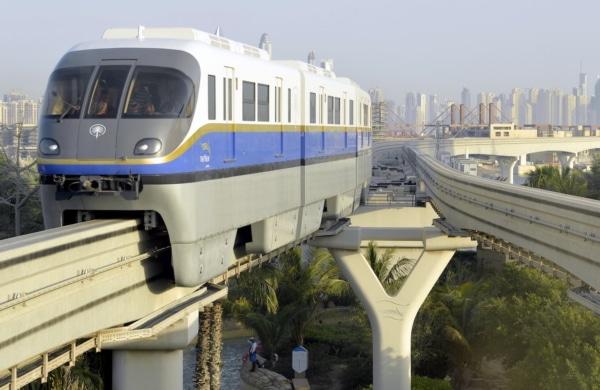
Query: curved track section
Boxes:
[{"xmin": 400, "ymin": 146, "xmax": 600, "ymax": 291}]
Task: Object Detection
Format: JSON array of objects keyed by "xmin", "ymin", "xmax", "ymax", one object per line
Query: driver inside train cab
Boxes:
[{"xmin": 127, "ymin": 83, "xmax": 156, "ymax": 115}]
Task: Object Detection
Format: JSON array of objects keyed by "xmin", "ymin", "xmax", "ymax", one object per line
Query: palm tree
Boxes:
[
  {"xmin": 208, "ymin": 302, "xmax": 223, "ymax": 389},
  {"xmin": 278, "ymin": 248, "xmax": 349, "ymax": 346},
  {"xmin": 525, "ymin": 166, "xmax": 559, "ymax": 190},
  {"xmin": 364, "ymin": 241, "xmax": 413, "ymax": 295},
  {"xmin": 552, "ymin": 167, "xmax": 587, "ymax": 196},
  {"xmin": 194, "ymin": 306, "xmax": 211, "ymax": 390},
  {"xmin": 525, "ymin": 166, "xmax": 587, "ymax": 196},
  {"xmin": 229, "ymin": 247, "xmax": 349, "ymax": 360},
  {"xmin": 23, "ymin": 356, "xmax": 103, "ymax": 390}
]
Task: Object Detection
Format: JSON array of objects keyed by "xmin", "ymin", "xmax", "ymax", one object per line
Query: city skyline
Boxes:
[{"xmin": 3, "ymin": 0, "xmax": 600, "ymax": 104}]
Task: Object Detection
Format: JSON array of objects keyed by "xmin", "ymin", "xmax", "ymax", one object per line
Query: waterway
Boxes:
[{"xmin": 183, "ymin": 337, "xmax": 247, "ymax": 389}]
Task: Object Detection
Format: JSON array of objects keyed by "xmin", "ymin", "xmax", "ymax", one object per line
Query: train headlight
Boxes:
[
  {"xmin": 134, "ymin": 138, "xmax": 162, "ymax": 155},
  {"xmin": 39, "ymin": 138, "xmax": 60, "ymax": 155}
]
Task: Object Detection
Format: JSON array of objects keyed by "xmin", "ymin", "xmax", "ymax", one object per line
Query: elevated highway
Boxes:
[
  {"xmin": 374, "ymin": 139, "xmax": 600, "ymax": 291},
  {"xmin": 375, "ymin": 136, "xmax": 600, "ymax": 159}
]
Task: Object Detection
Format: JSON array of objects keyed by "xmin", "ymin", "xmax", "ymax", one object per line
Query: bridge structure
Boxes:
[
  {"xmin": 376, "ymin": 136, "xmax": 600, "ymax": 183},
  {"xmin": 2, "ymin": 134, "xmax": 600, "ymax": 390},
  {"xmin": 374, "ymin": 138, "xmax": 600, "ymax": 293}
]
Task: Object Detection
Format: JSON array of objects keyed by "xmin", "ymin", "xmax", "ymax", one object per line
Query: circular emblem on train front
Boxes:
[{"xmin": 89, "ymin": 124, "xmax": 107, "ymax": 139}]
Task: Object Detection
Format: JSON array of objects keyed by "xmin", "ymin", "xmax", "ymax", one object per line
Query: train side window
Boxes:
[
  {"xmin": 327, "ymin": 96, "xmax": 334, "ymax": 124},
  {"xmin": 287, "ymin": 88, "xmax": 291, "ymax": 123},
  {"xmin": 309, "ymin": 92, "xmax": 316, "ymax": 124},
  {"xmin": 257, "ymin": 83, "xmax": 269, "ymax": 122},
  {"xmin": 334, "ymin": 97, "xmax": 341, "ymax": 125},
  {"xmin": 349, "ymin": 100, "xmax": 354, "ymax": 125},
  {"xmin": 363, "ymin": 104, "xmax": 368, "ymax": 126},
  {"xmin": 208, "ymin": 75, "xmax": 216, "ymax": 120},
  {"xmin": 86, "ymin": 65, "xmax": 130, "ymax": 119},
  {"xmin": 242, "ymin": 81, "xmax": 255, "ymax": 121}
]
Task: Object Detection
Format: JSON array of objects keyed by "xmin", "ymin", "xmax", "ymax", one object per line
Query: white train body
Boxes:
[{"xmin": 38, "ymin": 28, "xmax": 372, "ymax": 286}]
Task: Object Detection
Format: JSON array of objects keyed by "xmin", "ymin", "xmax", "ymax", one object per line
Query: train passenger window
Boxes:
[
  {"xmin": 123, "ymin": 67, "xmax": 194, "ymax": 118},
  {"xmin": 363, "ymin": 104, "xmax": 369, "ymax": 126},
  {"xmin": 327, "ymin": 96, "xmax": 334, "ymax": 124},
  {"xmin": 287, "ymin": 88, "xmax": 291, "ymax": 123},
  {"xmin": 44, "ymin": 66, "xmax": 94, "ymax": 119},
  {"xmin": 258, "ymin": 83, "xmax": 269, "ymax": 122},
  {"xmin": 349, "ymin": 100, "xmax": 354, "ymax": 125},
  {"xmin": 208, "ymin": 75, "xmax": 216, "ymax": 120},
  {"xmin": 242, "ymin": 81, "xmax": 255, "ymax": 121},
  {"xmin": 309, "ymin": 93, "xmax": 316, "ymax": 124},
  {"xmin": 86, "ymin": 66, "xmax": 130, "ymax": 119},
  {"xmin": 334, "ymin": 97, "xmax": 341, "ymax": 124}
]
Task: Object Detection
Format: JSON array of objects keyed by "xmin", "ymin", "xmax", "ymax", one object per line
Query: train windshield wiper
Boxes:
[{"xmin": 52, "ymin": 91, "xmax": 81, "ymax": 123}]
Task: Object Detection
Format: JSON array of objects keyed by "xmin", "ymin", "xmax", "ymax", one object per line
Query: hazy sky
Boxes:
[{"xmin": 1, "ymin": 0, "xmax": 599, "ymax": 103}]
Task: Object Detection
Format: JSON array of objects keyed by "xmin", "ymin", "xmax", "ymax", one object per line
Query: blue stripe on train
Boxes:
[{"xmin": 38, "ymin": 130, "xmax": 370, "ymax": 176}]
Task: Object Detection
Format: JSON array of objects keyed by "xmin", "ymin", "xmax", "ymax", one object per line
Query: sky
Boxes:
[{"xmin": 1, "ymin": 0, "xmax": 600, "ymax": 103}]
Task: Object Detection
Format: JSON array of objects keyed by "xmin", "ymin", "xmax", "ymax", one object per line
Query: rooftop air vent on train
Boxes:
[{"xmin": 101, "ymin": 27, "xmax": 271, "ymax": 60}]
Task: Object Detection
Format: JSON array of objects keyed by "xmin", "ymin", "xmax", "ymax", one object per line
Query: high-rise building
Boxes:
[
  {"xmin": 551, "ymin": 89, "xmax": 562, "ymax": 125},
  {"xmin": 536, "ymin": 89, "xmax": 551, "ymax": 124},
  {"xmin": 369, "ymin": 88, "xmax": 387, "ymax": 137},
  {"xmin": 579, "ymin": 70, "xmax": 588, "ymax": 97},
  {"xmin": 592, "ymin": 76, "xmax": 600, "ymax": 124},
  {"xmin": 460, "ymin": 87, "xmax": 471, "ymax": 109},
  {"xmin": 428, "ymin": 94, "xmax": 439, "ymax": 123},
  {"xmin": 0, "ymin": 102, "xmax": 6, "ymax": 125},
  {"xmin": 576, "ymin": 94, "xmax": 588, "ymax": 125},
  {"xmin": 416, "ymin": 93, "xmax": 428, "ymax": 130},
  {"xmin": 510, "ymin": 88, "xmax": 522, "ymax": 124},
  {"xmin": 22, "ymin": 100, "xmax": 39, "ymax": 126},
  {"xmin": 562, "ymin": 95, "xmax": 576, "ymax": 126},
  {"xmin": 405, "ymin": 92, "xmax": 416, "ymax": 125}
]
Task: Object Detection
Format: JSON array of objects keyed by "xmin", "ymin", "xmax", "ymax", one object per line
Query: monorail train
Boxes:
[{"xmin": 38, "ymin": 27, "xmax": 372, "ymax": 286}]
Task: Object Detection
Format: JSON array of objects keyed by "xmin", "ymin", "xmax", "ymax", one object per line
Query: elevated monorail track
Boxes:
[
  {"xmin": 0, "ymin": 218, "xmax": 320, "ymax": 389},
  {"xmin": 403, "ymin": 146, "xmax": 600, "ymax": 291}
]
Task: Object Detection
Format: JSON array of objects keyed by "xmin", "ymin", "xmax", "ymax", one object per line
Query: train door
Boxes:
[
  {"xmin": 223, "ymin": 66, "xmax": 235, "ymax": 161},
  {"xmin": 343, "ymin": 92, "xmax": 348, "ymax": 149},
  {"xmin": 77, "ymin": 60, "xmax": 134, "ymax": 159},
  {"xmin": 275, "ymin": 77, "xmax": 284, "ymax": 157},
  {"xmin": 319, "ymin": 86, "xmax": 325, "ymax": 152}
]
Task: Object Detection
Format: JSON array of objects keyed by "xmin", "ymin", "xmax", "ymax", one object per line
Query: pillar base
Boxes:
[{"xmin": 113, "ymin": 350, "xmax": 182, "ymax": 390}]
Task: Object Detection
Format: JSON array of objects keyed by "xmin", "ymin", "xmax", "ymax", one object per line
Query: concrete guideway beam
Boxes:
[
  {"xmin": 407, "ymin": 148, "xmax": 600, "ymax": 290},
  {"xmin": 313, "ymin": 206, "xmax": 475, "ymax": 390}
]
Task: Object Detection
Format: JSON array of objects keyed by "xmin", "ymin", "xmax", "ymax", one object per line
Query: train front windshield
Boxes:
[
  {"xmin": 43, "ymin": 66, "xmax": 195, "ymax": 120},
  {"xmin": 44, "ymin": 67, "xmax": 94, "ymax": 119}
]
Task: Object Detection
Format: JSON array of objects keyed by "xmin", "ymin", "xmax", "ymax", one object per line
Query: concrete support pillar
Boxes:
[
  {"xmin": 519, "ymin": 154, "xmax": 527, "ymax": 165},
  {"xmin": 113, "ymin": 350, "xmax": 183, "ymax": 389},
  {"xmin": 106, "ymin": 312, "xmax": 199, "ymax": 390},
  {"xmin": 558, "ymin": 152, "xmax": 577, "ymax": 170},
  {"xmin": 330, "ymin": 249, "xmax": 456, "ymax": 390},
  {"xmin": 498, "ymin": 157, "xmax": 518, "ymax": 184},
  {"xmin": 417, "ymin": 179, "xmax": 427, "ymax": 194}
]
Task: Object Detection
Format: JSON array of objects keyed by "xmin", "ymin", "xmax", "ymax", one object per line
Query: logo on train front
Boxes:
[{"xmin": 89, "ymin": 124, "xmax": 107, "ymax": 139}]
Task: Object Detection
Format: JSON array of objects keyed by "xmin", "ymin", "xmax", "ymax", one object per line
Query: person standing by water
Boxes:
[{"xmin": 248, "ymin": 337, "xmax": 259, "ymax": 372}]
